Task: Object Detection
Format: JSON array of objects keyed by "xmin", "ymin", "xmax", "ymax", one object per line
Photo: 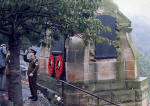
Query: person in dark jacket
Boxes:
[
  {"xmin": 24, "ymin": 49, "xmax": 39, "ymax": 101},
  {"xmin": 0, "ymin": 44, "xmax": 7, "ymax": 91}
]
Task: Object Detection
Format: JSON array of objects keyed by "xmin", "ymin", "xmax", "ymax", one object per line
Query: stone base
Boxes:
[
  {"xmin": 63, "ymin": 77, "xmax": 149, "ymax": 106},
  {"xmin": 37, "ymin": 73, "xmax": 149, "ymax": 106}
]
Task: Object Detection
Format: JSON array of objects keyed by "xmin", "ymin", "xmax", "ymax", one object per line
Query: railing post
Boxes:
[
  {"xmin": 97, "ymin": 98, "xmax": 99, "ymax": 105},
  {"xmin": 61, "ymin": 81, "xmax": 64, "ymax": 106},
  {"xmin": 57, "ymin": 79, "xmax": 120, "ymax": 106}
]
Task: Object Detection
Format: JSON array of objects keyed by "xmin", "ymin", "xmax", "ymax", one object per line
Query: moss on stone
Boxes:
[{"xmin": 125, "ymin": 77, "xmax": 148, "ymax": 89}]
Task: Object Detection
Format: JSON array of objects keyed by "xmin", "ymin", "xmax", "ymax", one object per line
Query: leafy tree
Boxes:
[{"xmin": 0, "ymin": 0, "xmax": 102, "ymax": 105}]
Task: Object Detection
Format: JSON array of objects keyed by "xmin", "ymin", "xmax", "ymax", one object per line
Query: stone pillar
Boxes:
[
  {"xmin": 39, "ymin": 47, "xmax": 50, "ymax": 73},
  {"xmin": 120, "ymin": 32, "xmax": 138, "ymax": 80},
  {"xmin": 66, "ymin": 37, "xmax": 85, "ymax": 82}
]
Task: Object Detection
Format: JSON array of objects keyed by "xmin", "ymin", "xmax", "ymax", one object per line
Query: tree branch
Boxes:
[
  {"xmin": 0, "ymin": 28, "xmax": 10, "ymax": 36},
  {"xmin": 21, "ymin": 24, "xmax": 42, "ymax": 34}
]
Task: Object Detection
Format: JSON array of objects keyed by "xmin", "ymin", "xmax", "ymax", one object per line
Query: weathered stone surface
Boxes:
[
  {"xmin": 120, "ymin": 32, "xmax": 138, "ymax": 80},
  {"xmin": 84, "ymin": 62, "xmax": 96, "ymax": 81},
  {"xmin": 96, "ymin": 59, "xmax": 117, "ymax": 80},
  {"xmin": 39, "ymin": 58, "xmax": 49, "ymax": 73},
  {"xmin": 111, "ymin": 89, "xmax": 135, "ymax": 103},
  {"xmin": 66, "ymin": 37, "xmax": 85, "ymax": 64},
  {"xmin": 125, "ymin": 70, "xmax": 136, "ymax": 80},
  {"xmin": 124, "ymin": 55, "xmax": 137, "ymax": 79},
  {"xmin": 120, "ymin": 35, "xmax": 130, "ymax": 49},
  {"xmin": 39, "ymin": 47, "xmax": 50, "ymax": 73},
  {"xmin": 125, "ymin": 60, "xmax": 135, "ymax": 71},
  {"xmin": 110, "ymin": 80, "xmax": 125, "ymax": 90},
  {"xmin": 65, "ymin": 93, "xmax": 80, "ymax": 106},
  {"xmin": 84, "ymin": 72, "xmax": 96, "ymax": 81},
  {"xmin": 135, "ymin": 89, "xmax": 149, "ymax": 102},
  {"xmin": 95, "ymin": 81, "xmax": 111, "ymax": 91},
  {"xmin": 135, "ymin": 98, "xmax": 149, "ymax": 106},
  {"xmin": 66, "ymin": 63, "xmax": 84, "ymax": 82},
  {"xmin": 125, "ymin": 77, "xmax": 148, "ymax": 89}
]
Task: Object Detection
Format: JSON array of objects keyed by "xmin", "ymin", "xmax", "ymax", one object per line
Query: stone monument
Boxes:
[{"xmin": 38, "ymin": 3, "xmax": 149, "ymax": 106}]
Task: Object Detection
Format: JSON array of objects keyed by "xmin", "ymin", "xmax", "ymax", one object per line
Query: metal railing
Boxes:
[{"xmin": 57, "ymin": 79, "xmax": 120, "ymax": 106}]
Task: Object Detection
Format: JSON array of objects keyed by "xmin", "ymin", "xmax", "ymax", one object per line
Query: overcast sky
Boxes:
[
  {"xmin": 113, "ymin": 0, "xmax": 150, "ymax": 26},
  {"xmin": 113, "ymin": 0, "xmax": 150, "ymax": 53}
]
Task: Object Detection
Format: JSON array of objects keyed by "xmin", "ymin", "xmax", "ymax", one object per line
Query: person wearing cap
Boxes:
[
  {"xmin": 0, "ymin": 44, "xmax": 7, "ymax": 91},
  {"xmin": 24, "ymin": 49, "xmax": 39, "ymax": 101}
]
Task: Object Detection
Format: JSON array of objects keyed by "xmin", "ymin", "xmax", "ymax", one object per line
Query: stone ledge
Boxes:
[{"xmin": 125, "ymin": 77, "xmax": 148, "ymax": 89}]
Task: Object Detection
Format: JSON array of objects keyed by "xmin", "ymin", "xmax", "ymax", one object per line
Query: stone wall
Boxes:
[
  {"xmin": 37, "ymin": 73, "xmax": 149, "ymax": 106},
  {"xmin": 63, "ymin": 77, "xmax": 149, "ymax": 106},
  {"xmin": 65, "ymin": 37, "xmax": 118, "ymax": 82}
]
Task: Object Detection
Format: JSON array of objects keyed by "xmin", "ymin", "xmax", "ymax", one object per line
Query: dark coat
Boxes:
[
  {"xmin": 6, "ymin": 52, "xmax": 10, "ymax": 75},
  {"xmin": 24, "ymin": 54, "xmax": 39, "ymax": 97},
  {"xmin": 23, "ymin": 55, "xmax": 39, "ymax": 76}
]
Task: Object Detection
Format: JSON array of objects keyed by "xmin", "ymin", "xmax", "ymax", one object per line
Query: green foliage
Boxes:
[
  {"xmin": 102, "ymin": 0, "xmax": 118, "ymax": 12},
  {"xmin": 0, "ymin": 0, "xmax": 103, "ymax": 47},
  {"xmin": 0, "ymin": 1, "xmax": 105, "ymax": 105},
  {"xmin": 0, "ymin": 34, "xmax": 8, "ymax": 44},
  {"xmin": 0, "ymin": 0, "xmax": 109, "ymax": 55}
]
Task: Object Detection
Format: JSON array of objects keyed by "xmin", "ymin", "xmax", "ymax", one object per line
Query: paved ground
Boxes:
[
  {"xmin": 22, "ymin": 81, "xmax": 51, "ymax": 106},
  {"xmin": 0, "ymin": 80, "xmax": 51, "ymax": 106}
]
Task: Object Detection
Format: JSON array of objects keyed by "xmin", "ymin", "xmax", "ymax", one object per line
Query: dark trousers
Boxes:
[
  {"xmin": 0, "ymin": 67, "xmax": 7, "ymax": 90},
  {"xmin": 28, "ymin": 75, "xmax": 37, "ymax": 97}
]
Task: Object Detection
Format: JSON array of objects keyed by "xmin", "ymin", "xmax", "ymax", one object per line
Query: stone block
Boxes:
[
  {"xmin": 110, "ymin": 80, "xmax": 125, "ymax": 90},
  {"xmin": 125, "ymin": 77, "xmax": 148, "ymax": 89},
  {"xmin": 111, "ymin": 89, "xmax": 135, "ymax": 103},
  {"xmin": 95, "ymin": 91, "xmax": 112, "ymax": 106},
  {"xmin": 123, "ymin": 48, "xmax": 134, "ymax": 60},
  {"xmin": 120, "ymin": 36, "xmax": 130, "ymax": 49},
  {"xmin": 84, "ymin": 72, "xmax": 96, "ymax": 81},
  {"xmin": 39, "ymin": 58, "xmax": 49, "ymax": 73},
  {"xmin": 125, "ymin": 60, "xmax": 135, "ymax": 71},
  {"xmin": 66, "ymin": 36, "xmax": 85, "ymax": 64},
  {"xmin": 121, "ymin": 102, "xmax": 135, "ymax": 106},
  {"xmin": 95, "ymin": 81, "xmax": 111, "ymax": 91},
  {"xmin": 75, "ymin": 50, "xmax": 85, "ymax": 63},
  {"xmin": 66, "ymin": 63, "xmax": 84, "ymax": 82},
  {"xmin": 135, "ymin": 89, "xmax": 149, "ymax": 102},
  {"xmin": 135, "ymin": 97, "xmax": 149, "ymax": 106},
  {"xmin": 96, "ymin": 60, "xmax": 117, "ymax": 80},
  {"xmin": 88, "ymin": 63, "xmax": 96, "ymax": 73},
  {"xmin": 125, "ymin": 70, "xmax": 136, "ymax": 80},
  {"xmin": 67, "ymin": 50, "xmax": 76, "ymax": 63},
  {"xmin": 65, "ymin": 93, "xmax": 80, "ymax": 106},
  {"xmin": 84, "ymin": 63, "xmax": 96, "ymax": 81}
]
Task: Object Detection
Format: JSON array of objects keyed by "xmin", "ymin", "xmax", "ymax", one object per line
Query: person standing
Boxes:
[
  {"xmin": 24, "ymin": 49, "xmax": 39, "ymax": 101},
  {"xmin": 0, "ymin": 44, "xmax": 7, "ymax": 91}
]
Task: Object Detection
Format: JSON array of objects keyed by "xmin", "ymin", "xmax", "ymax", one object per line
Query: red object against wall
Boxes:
[
  {"xmin": 55, "ymin": 55, "xmax": 64, "ymax": 78},
  {"xmin": 48, "ymin": 55, "xmax": 55, "ymax": 76}
]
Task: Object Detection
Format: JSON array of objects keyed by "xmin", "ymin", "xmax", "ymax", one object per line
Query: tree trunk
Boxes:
[{"xmin": 7, "ymin": 35, "xmax": 23, "ymax": 106}]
